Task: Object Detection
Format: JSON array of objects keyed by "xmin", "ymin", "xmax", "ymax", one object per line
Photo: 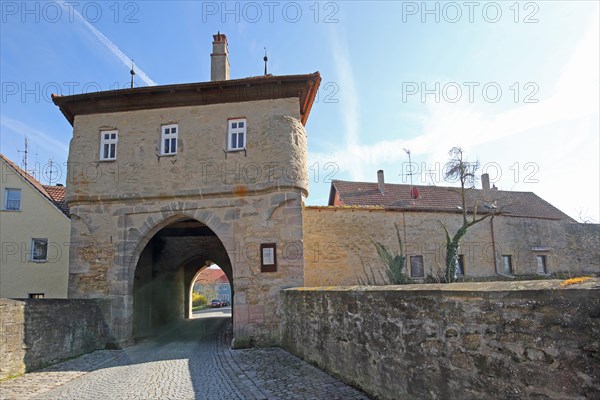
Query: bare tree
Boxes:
[{"xmin": 441, "ymin": 147, "xmax": 500, "ymax": 282}]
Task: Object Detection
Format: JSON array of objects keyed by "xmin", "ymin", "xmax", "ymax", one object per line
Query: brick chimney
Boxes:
[
  {"xmin": 377, "ymin": 170, "xmax": 385, "ymax": 194},
  {"xmin": 481, "ymin": 173, "xmax": 490, "ymax": 192},
  {"xmin": 211, "ymin": 32, "xmax": 230, "ymax": 81}
]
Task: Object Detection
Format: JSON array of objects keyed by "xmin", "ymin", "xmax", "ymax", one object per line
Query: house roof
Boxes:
[
  {"xmin": 0, "ymin": 154, "xmax": 70, "ymax": 217},
  {"xmin": 52, "ymin": 72, "xmax": 321, "ymax": 126},
  {"xmin": 328, "ymin": 179, "xmax": 574, "ymax": 221},
  {"xmin": 195, "ymin": 267, "xmax": 229, "ymax": 284},
  {"xmin": 43, "ymin": 184, "xmax": 69, "ymax": 217}
]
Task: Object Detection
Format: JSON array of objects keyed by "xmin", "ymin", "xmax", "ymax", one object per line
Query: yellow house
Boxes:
[{"xmin": 0, "ymin": 154, "xmax": 69, "ymax": 298}]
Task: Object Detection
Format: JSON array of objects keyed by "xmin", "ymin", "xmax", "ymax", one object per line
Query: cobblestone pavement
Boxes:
[{"xmin": 0, "ymin": 316, "xmax": 369, "ymax": 400}]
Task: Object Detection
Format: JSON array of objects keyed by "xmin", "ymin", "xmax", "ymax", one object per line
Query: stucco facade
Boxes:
[{"xmin": 0, "ymin": 156, "xmax": 70, "ymax": 299}]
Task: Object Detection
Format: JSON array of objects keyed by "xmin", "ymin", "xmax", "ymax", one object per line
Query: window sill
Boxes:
[
  {"xmin": 1, "ymin": 209, "xmax": 22, "ymax": 212},
  {"xmin": 226, "ymin": 148, "xmax": 245, "ymax": 152},
  {"xmin": 30, "ymin": 260, "xmax": 48, "ymax": 263},
  {"xmin": 159, "ymin": 153, "xmax": 177, "ymax": 157},
  {"xmin": 98, "ymin": 159, "xmax": 116, "ymax": 162}
]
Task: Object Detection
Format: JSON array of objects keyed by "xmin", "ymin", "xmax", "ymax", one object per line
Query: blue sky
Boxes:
[{"xmin": 1, "ymin": 1, "xmax": 598, "ymax": 221}]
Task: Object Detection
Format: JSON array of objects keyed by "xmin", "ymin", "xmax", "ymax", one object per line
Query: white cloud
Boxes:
[
  {"xmin": 328, "ymin": 28, "xmax": 363, "ymax": 180},
  {"xmin": 58, "ymin": 1, "xmax": 157, "ymax": 86},
  {"xmin": 313, "ymin": 13, "xmax": 599, "ymax": 219}
]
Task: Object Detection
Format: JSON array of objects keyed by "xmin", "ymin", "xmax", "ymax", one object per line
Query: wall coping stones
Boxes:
[{"xmin": 285, "ymin": 279, "xmax": 600, "ymax": 294}]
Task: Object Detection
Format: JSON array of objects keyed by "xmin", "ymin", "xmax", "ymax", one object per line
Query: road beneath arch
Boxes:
[{"xmin": 0, "ymin": 313, "xmax": 369, "ymax": 400}]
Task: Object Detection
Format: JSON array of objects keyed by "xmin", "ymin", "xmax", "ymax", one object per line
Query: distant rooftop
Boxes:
[
  {"xmin": 328, "ymin": 179, "xmax": 574, "ymax": 221},
  {"xmin": 0, "ymin": 154, "xmax": 69, "ymax": 217}
]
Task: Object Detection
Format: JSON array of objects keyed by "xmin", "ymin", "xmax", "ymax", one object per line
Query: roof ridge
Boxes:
[{"xmin": 333, "ymin": 179, "xmax": 538, "ymax": 194}]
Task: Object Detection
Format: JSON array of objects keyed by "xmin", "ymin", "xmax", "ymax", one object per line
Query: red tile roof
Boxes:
[
  {"xmin": 0, "ymin": 154, "xmax": 70, "ymax": 217},
  {"xmin": 329, "ymin": 180, "xmax": 574, "ymax": 221},
  {"xmin": 43, "ymin": 184, "xmax": 69, "ymax": 217},
  {"xmin": 194, "ymin": 267, "xmax": 229, "ymax": 284}
]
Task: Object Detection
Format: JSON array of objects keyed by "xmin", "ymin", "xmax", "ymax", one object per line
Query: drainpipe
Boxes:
[{"xmin": 490, "ymin": 215, "xmax": 498, "ymax": 275}]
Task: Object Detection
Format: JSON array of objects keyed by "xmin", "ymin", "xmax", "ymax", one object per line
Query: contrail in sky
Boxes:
[{"xmin": 59, "ymin": 1, "xmax": 157, "ymax": 86}]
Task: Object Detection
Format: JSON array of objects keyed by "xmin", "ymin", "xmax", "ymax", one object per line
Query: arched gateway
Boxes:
[
  {"xmin": 52, "ymin": 34, "xmax": 320, "ymax": 346},
  {"xmin": 132, "ymin": 214, "xmax": 233, "ymax": 338}
]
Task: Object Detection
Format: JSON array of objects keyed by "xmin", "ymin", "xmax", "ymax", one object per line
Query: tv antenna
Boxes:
[
  {"xmin": 263, "ymin": 48, "xmax": 268, "ymax": 75},
  {"xmin": 403, "ymin": 148, "xmax": 419, "ymax": 201},
  {"xmin": 17, "ymin": 137, "xmax": 37, "ymax": 177},
  {"xmin": 130, "ymin": 59, "xmax": 135, "ymax": 89},
  {"xmin": 46, "ymin": 158, "xmax": 60, "ymax": 185}
]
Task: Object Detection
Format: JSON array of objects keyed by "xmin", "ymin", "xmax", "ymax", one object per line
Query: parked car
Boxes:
[
  {"xmin": 221, "ymin": 300, "xmax": 230, "ymax": 307},
  {"xmin": 210, "ymin": 299, "xmax": 223, "ymax": 308}
]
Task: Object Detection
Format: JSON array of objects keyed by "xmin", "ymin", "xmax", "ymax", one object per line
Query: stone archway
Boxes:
[
  {"xmin": 187, "ymin": 264, "xmax": 233, "ymax": 319},
  {"xmin": 131, "ymin": 216, "xmax": 232, "ymax": 339}
]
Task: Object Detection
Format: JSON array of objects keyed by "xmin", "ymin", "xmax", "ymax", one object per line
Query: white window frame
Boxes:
[
  {"xmin": 227, "ymin": 118, "xmax": 246, "ymax": 151},
  {"xmin": 4, "ymin": 188, "xmax": 21, "ymax": 211},
  {"xmin": 100, "ymin": 130, "xmax": 118, "ymax": 161},
  {"xmin": 161, "ymin": 124, "xmax": 178, "ymax": 155},
  {"xmin": 31, "ymin": 238, "xmax": 48, "ymax": 262}
]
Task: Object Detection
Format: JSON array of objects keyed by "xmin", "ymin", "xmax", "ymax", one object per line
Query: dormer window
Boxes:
[
  {"xmin": 100, "ymin": 130, "xmax": 118, "ymax": 160},
  {"xmin": 228, "ymin": 118, "xmax": 246, "ymax": 151},
  {"xmin": 161, "ymin": 124, "xmax": 178, "ymax": 155}
]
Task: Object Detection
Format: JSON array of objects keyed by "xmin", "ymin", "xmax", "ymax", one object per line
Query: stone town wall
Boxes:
[
  {"xmin": 66, "ymin": 98, "xmax": 307, "ymax": 345},
  {"xmin": 303, "ymin": 207, "xmax": 599, "ymax": 286},
  {"xmin": 0, "ymin": 299, "xmax": 111, "ymax": 379},
  {"xmin": 280, "ymin": 280, "xmax": 600, "ymax": 400}
]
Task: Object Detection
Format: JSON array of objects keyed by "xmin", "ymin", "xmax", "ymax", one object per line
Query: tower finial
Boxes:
[
  {"xmin": 130, "ymin": 59, "xmax": 135, "ymax": 89},
  {"xmin": 263, "ymin": 47, "xmax": 268, "ymax": 75}
]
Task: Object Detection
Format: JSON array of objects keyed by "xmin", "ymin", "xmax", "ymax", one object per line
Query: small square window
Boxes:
[
  {"xmin": 261, "ymin": 243, "xmax": 277, "ymax": 272},
  {"xmin": 4, "ymin": 188, "xmax": 21, "ymax": 210},
  {"xmin": 161, "ymin": 124, "xmax": 178, "ymax": 155},
  {"xmin": 31, "ymin": 238, "xmax": 48, "ymax": 262},
  {"xmin": 29, "ymin": 293, "xmax": 45, "ymax": 299},
  {"xmin": 228, "ymin": 118, "xmax": 246, "ymax": 151},
  {"xmin": 410, "ymin": 255, "xmax": 424, "ymax": 277}
]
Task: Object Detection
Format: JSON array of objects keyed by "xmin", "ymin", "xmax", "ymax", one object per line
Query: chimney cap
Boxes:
[{"xmin": 213, "ymin": 32, "xmax": 227, "ymax": 43}]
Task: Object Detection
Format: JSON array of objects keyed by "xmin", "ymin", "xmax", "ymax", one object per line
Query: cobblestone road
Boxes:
[{"xmin": 0, "ymin": 316, "xmax": 369, "ymax": 400}]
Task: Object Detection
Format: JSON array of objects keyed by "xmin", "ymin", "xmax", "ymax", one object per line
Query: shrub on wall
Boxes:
[{"xmin": 359, "ymin": 223, "xmax": 411, "ymax": 285}]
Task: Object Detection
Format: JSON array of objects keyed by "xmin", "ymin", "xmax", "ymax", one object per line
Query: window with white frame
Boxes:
[
  {"xmin": 161, "ymin": 124, "xmax": 178, "ymax": 155},
  {"xmin": 31, "ymin": 238, "xmax": 48, "ymax": 262},
  {"xmin": 228, "ymin": 118, "xmax": 246, "ymax": 151},
  {"xmin": 4, "ymin": 188, "xmax": 21, "ymax": 210},
  {"xmin": 100, "ymin": 130, "xmax": 118, "ymax": 160}
]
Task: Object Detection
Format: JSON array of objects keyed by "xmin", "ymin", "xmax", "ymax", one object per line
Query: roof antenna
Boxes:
[
  {"xmin": 130, "ymin": 59, "xmax": 135, "ymax": 89},
  {"xmin": 403, "ymin": 148, "xmax": 419, "ymax": 202},
  {"xmin": 263, "ymin": 47, "xmax": 268, "ymax": 75}
]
